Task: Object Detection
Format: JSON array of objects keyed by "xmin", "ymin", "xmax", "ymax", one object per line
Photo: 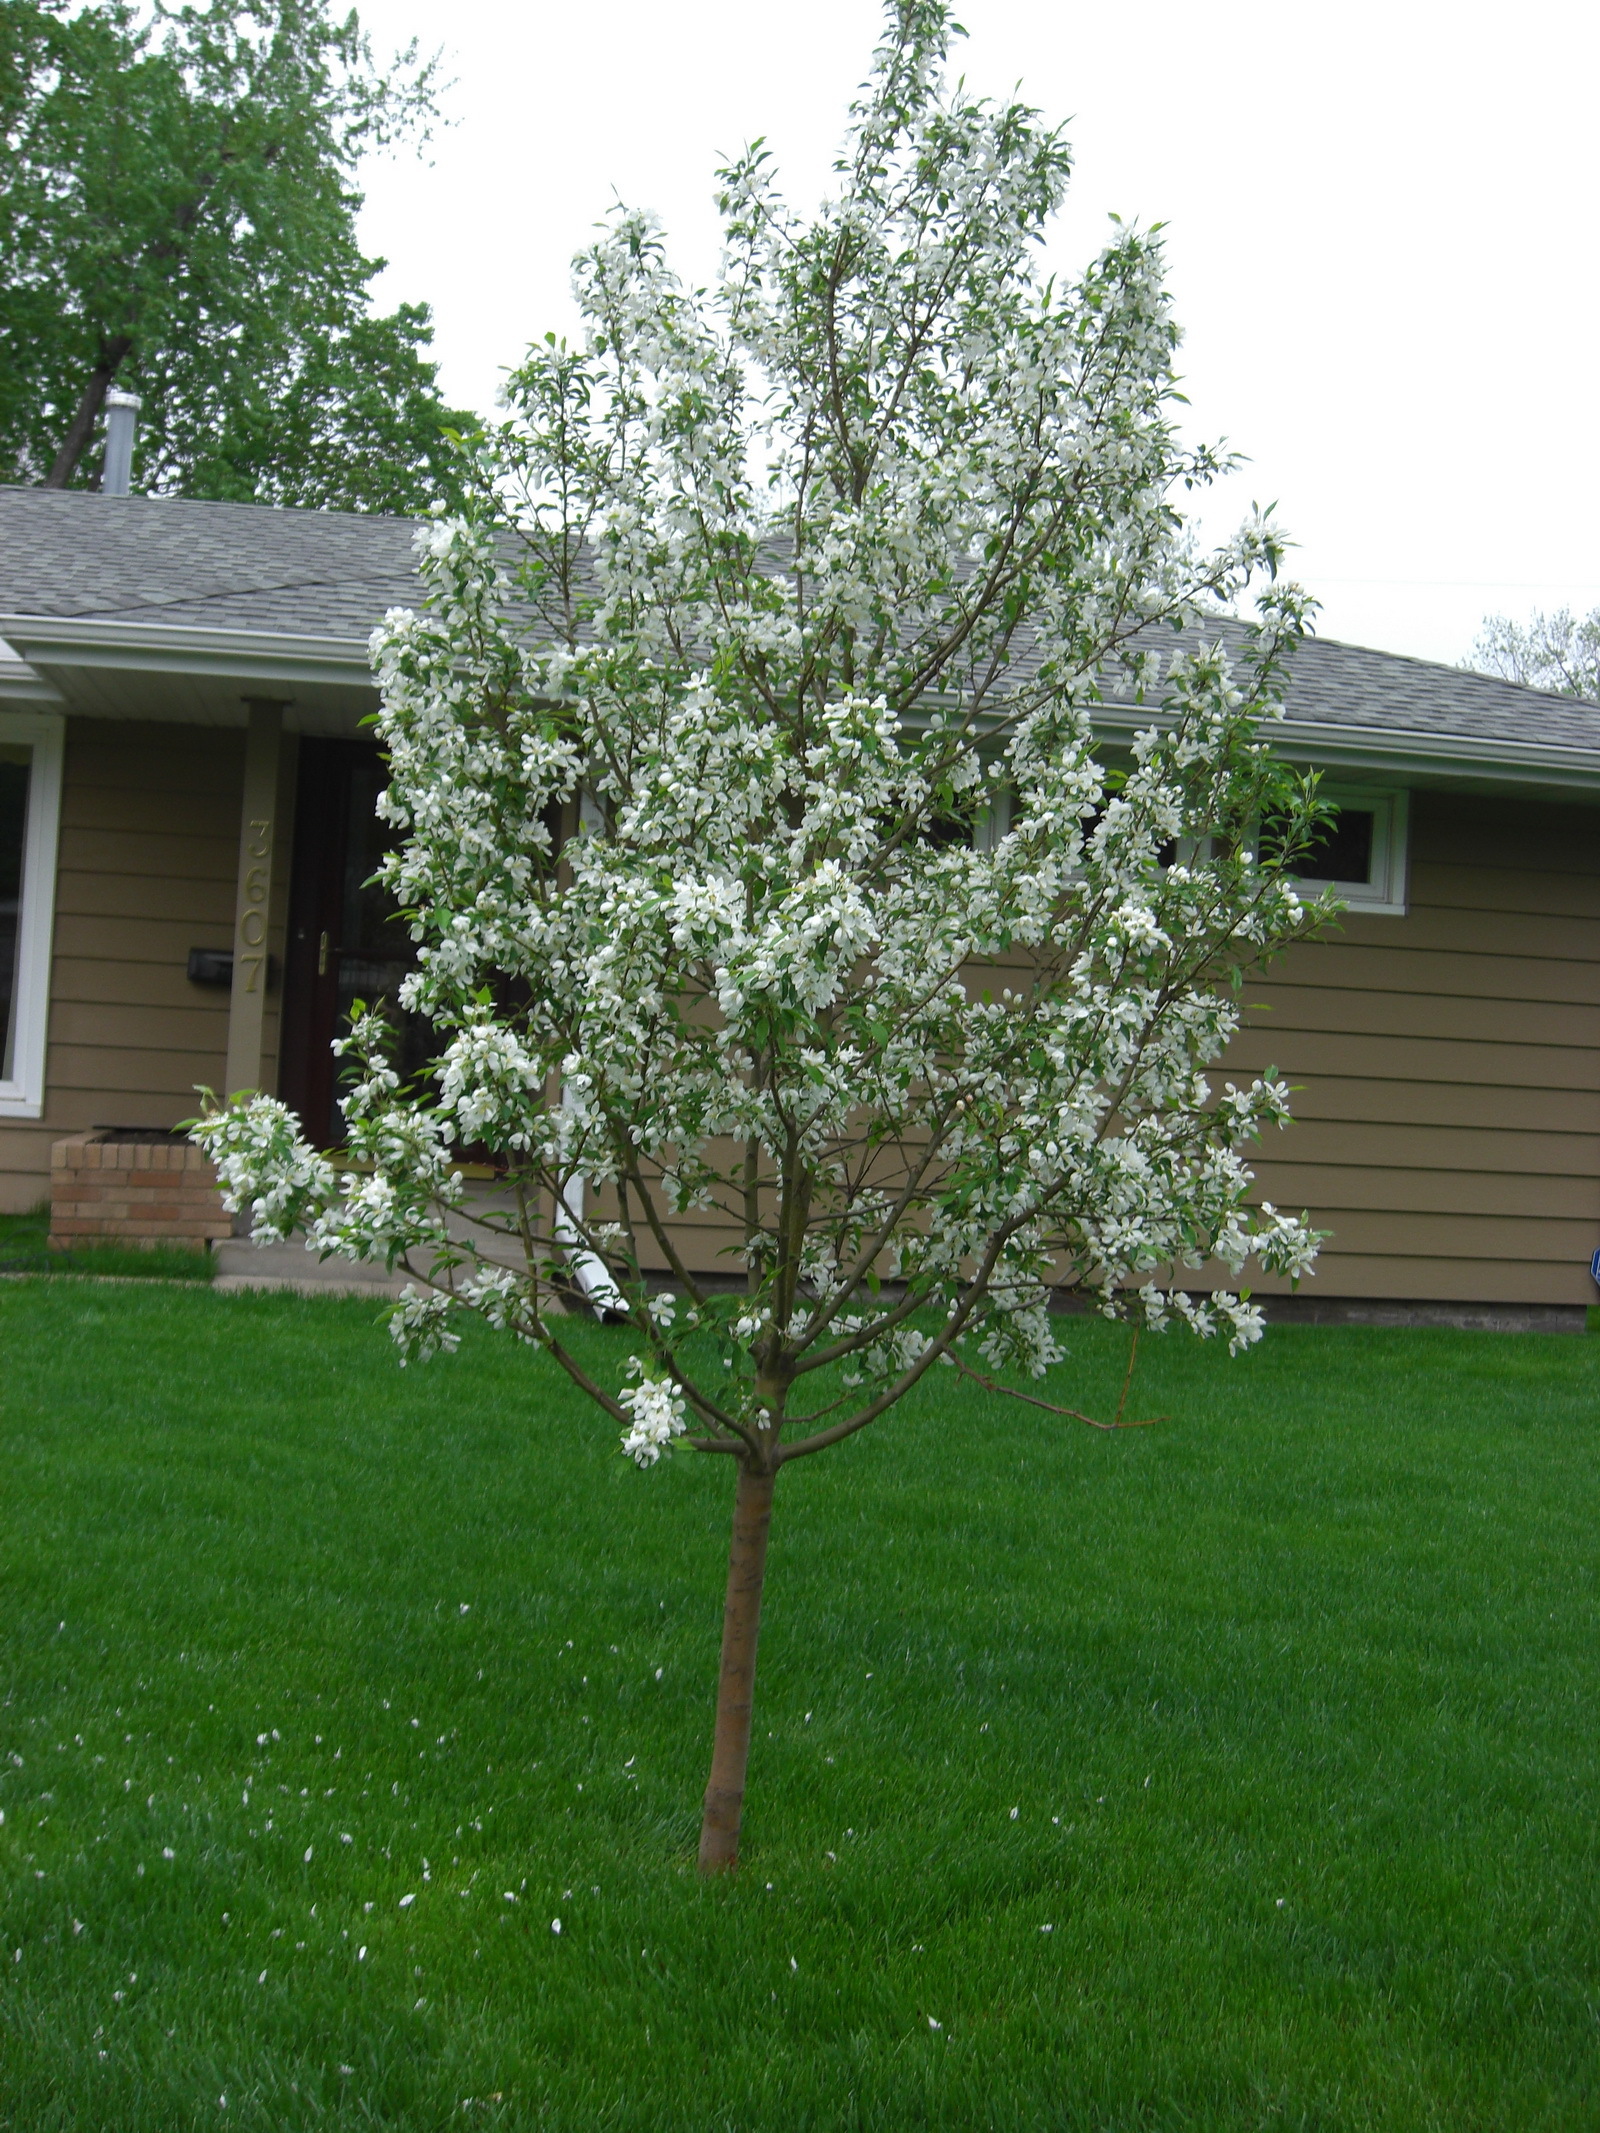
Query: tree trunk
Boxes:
[
  {"xmin": 697, "ymin": 1458, "xmax": 776, "ymax": 1873},
  {"xmin": 44, "ymin": 341, "xmax": 133, "ymax": 490}
]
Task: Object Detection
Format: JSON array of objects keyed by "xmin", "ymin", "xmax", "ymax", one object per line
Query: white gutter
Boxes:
[{"xmin": 0, "ymin": 613, "xmax": 377, "ymax": 692}]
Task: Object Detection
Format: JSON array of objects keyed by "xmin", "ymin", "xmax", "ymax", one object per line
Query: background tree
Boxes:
[
  {"xmin": 0, "ymin": 0, "xmax": 472, "ymax": 509},
  {"xmin": 1468, "ymin": 607, "xmax": 1600, "ymax": 700},
  {"xmin": 195, "ymin": 0, "xmax": 1326, "ymax": 1874}
]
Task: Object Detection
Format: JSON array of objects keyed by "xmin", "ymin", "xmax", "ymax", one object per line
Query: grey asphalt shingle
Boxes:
[
  {"xmin": 1090, "ymin": 617, "xmax": 1600, "ymax": 755},
  {"xmin": 0, "ymin": 485, "xmax": 424, "ymax": 638},
  {"xmin": 3, "ymin": 485, "xmax": 1597, "ymax": 759}
]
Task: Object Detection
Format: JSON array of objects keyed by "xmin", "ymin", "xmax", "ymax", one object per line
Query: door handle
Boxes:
[{"xmin": 318, "ymin": 930, "xmax": 329, "ymax": 976}]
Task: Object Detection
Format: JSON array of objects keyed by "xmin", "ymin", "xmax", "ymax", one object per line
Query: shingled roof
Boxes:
[
  {"xmin": 2, "ymin": 485, "xmax": 1597, "ymax": 785},
  {"xmin": 0, "ymin": 484, "xmax": 423, "ymax": 638}
]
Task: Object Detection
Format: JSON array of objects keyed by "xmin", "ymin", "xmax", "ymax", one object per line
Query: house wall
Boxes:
[
  {"xmin": 0, "ymin": 716, "xmax": 295, "ymax": 1212},
  {"xmin": 4, "ymin": 743, "xmax": 1595, "ymax": 1313},
  {"xmin": 604, "ymin": 790, "xmax": 1600, "ymax": 1311},
  {"xmin": 1226, "ymin": 788, "xmax": 1599, "ymax": 1308}
]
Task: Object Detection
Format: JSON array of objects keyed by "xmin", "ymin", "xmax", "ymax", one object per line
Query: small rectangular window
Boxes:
[
  {"xmin": 0, "ymin": 714, "xmax": 65, "ymax": 1117},
  {"xmin": 1263, "ymin": 785, "xmax": 1408, "ymax": 915}
]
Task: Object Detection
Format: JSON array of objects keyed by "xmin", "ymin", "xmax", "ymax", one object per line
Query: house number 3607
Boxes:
[{"xmin": 237, "ymin": 816, "xmax": 272, "ymax": 989}]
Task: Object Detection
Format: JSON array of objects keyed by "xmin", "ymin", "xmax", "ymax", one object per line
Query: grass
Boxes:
[
  {"xmin": 0, "ymin": 1284, "xmax": 1597, "ymax": 2131},
  {"xmin": 0, "ymin": 1206, "xmax": 214, "ymax": 1281}
]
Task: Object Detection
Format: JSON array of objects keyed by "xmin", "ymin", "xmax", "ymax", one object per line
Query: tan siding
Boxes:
[
  {"xmin": 1405, "ymin": 866, "xmax": 1600, "ymax": 920},
  {"xmin": 0, "ymin": 716, "xmax": 294, "ymax": 1212},
  {"xmin": 1271, "ymin": 1117, "xmax": 1596, "ymax": 1178},
  {"xmin": 1278, "ymin": 1076, "xmax": 1596, "ymax": 1133},
  {"xmin": 1337, "ymin": 905, "xmax": 1598, "ymax": 960},
  {"xmin": 54, "ymin": 869, "xmax": 237, "ymax": 924},
  {"xmin": 1227, "ymin": 1028, "xmax": 1595, "ymax": 1093},
  {"xmin": 51, "ymin": 915, "xmax": 234, "ymax": 964},
  {"xmin": 1266, "ymin": 941, "xmax": 1599, "ymax": 1006},
  {"xmin": 1240, "ymin": 984, "xmax": 1596, "ymax": 1049},
  {"xmin": 48, "ymin": 1001, "xmax": 230, "ymax": 1053},
  {"xmin": 55, "ymin": 826, "xmax": 239, "ymax": 882},
  {"xmin": 46, "ymin": 1043, "xmax": 228, "ymax": 1093},
  {"xmin": 1264, "ymin": 1254, "xmax": 1586, "ymax": 1306},
  {"xmin": 48, "ymin": 957, "xmax": 234, "ymax": 1010},
  {"xmin": 1222, "ymin": 790, "xmax": 1600, "ymax": 1307}
]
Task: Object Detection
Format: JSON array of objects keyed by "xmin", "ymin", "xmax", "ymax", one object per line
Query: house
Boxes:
[{"xmin": 2, "ymin": 483, "xmax": 1596, "ymax": 1325}]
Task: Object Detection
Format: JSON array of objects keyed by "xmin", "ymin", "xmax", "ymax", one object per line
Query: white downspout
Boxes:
[
  {"xmin": 552, "ymin": 1163, "xmax": 627, "ymax": 1319},
  {"xmin": 557, "ymin": 788, "xmax": 627, "ymax": 1316}
]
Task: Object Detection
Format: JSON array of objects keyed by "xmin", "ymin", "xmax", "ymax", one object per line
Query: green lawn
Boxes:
[
  {"xmin": 1, "ymin": 1284, "xmax": 1597, "ymax": 2131},
  {"xmin": 0, "ymin": 1206, "xmax": 214, "ymax": 1281}
]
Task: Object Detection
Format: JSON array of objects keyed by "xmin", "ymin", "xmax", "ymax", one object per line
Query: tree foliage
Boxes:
[
  {"xmin": 0, "ymin": 0, "xmax": 471, "ymax": 508},
  {"xmin": 195, "ymin": 0, "xmax": 1329, "ymax": 1870},
  {"xmin": 1469, "ymin": 607, "xmax": 1600, "ymax": 700}
]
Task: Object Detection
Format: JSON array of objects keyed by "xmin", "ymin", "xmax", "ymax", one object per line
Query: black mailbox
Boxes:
[{"xmin": 187, "ymin": 948, "xmax": 278, "ymax": 988}]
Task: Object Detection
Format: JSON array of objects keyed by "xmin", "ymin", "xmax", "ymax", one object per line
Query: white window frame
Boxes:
[
  {"xmin": 1283, "ymin": 783, "xmax": 1409, "ymax": 916},
  {"xmin": 0, "ymin": 711, "xmax": 65, "ymax": 1118}
]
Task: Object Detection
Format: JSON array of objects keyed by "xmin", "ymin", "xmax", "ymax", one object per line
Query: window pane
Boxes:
[
  {"xmin": 0, "ymin": 746, "xmax": 29, "ymax": 1085},
  {"xmin": 1296, "ymin": 807, "xmax": 1375, "ymax": 883},
  {"xmin": 1263, "ymin": 804, "xmax": 1376, "ymax": 885}
]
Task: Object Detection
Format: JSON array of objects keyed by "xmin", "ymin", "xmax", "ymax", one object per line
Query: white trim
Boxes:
[
  {"xmin": 1284, "ymin": 784, "xmax": 1409, "ymax": 917},
  {"xmin": 0, "ymin": 614, "xmax": 375, "ymax": 692},
  {"xmin": 0, "ymin": 711, "xmax": 65, "ymax": 1117}
]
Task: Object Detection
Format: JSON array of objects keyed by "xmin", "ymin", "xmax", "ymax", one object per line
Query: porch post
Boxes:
[{"xmin": 224, "ymin": 699, "xmax": 287, "ymax": 1096}]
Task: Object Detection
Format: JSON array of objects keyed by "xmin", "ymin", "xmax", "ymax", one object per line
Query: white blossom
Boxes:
[
  {"xmin": 617, "ymin": 1376, "xmax": 688, "ymax": 1467},
  {"xmin": 189, "ymin": 3, "xmax": 1330, "ymax": 1474}
]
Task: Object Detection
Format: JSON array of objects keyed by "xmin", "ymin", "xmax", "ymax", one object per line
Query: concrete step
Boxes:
[{"xmin": 212, "ymin": 1238, "xmax": 413, "ymax": 1298}]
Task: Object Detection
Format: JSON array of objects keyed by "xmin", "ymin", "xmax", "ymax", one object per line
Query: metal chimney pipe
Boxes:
[{"xmin": 101, "ymin": 388, "xmax": 141, "ymax": 496}]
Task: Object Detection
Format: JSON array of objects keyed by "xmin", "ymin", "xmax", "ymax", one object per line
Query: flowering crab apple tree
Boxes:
[{"xmin": 193, "ymin": 1, "xmax": 1328, "ymax": 1873}]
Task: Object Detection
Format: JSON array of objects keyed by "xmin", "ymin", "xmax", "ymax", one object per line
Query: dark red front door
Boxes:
[{"xmin": 279, "ymin": 739, "xmax": 432, "ymax": 1148}]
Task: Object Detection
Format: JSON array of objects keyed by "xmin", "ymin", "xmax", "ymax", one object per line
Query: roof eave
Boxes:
[
  {"xmin": 3, "ymin": 614, "xmax": 1597, "ymax": 793},
  {"xmin": 0, "ymin": 655, "xmax": 66, "ymax": 707},
  {"xmin": 1089, "ymin": 703, "xmax": 1600, "ymax": 795},
  {"xmin": 0, "ymin": 613, "xmax": 379, "ymax": 694}
]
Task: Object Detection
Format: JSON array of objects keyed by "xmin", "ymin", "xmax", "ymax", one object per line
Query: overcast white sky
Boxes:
[{"xmin": 353, "ymin": 0, "xmax": 1599, "ymax": 668}]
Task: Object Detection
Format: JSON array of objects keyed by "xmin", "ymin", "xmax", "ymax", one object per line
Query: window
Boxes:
[
  {"xmin": 1264, "ymin": 784, "xmax": 1408, "ymax": 916},
  {"xmin": 0, "ymin": 713, "xmax": 65, "ymax": 1118}
]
